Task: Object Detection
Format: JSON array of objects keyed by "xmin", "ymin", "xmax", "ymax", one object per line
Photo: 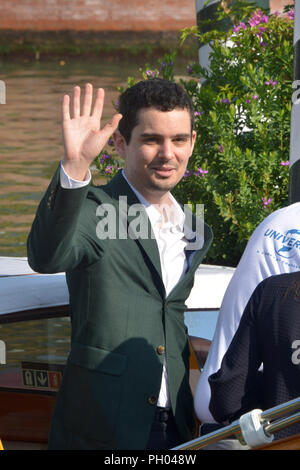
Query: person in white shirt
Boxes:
[
  {"xmin": 195, "ymin": 202, "xmax": 300, "ymax": 429},
  {"xmin": 27, "ymin": 78, "xmax": 213, "ymax": 450}
]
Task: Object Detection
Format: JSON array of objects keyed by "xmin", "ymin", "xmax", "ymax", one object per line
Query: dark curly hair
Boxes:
[{"xmin": 118, "ymin": 78, "xmax": 194, "ymax": 144}]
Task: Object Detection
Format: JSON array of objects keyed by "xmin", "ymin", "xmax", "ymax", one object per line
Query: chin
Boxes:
[{"xmin": 151, "ymin": 180, "xmax": 177, "ymax": 193}]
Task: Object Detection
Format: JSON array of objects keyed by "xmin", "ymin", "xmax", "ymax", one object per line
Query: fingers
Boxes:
[
  {"xmin": 92, "ymin": 87, "xmax": 105, "ymax": 121},
  {"xmin": 63, "ymin": 84, "xmax": 116, "ymax": 132},
  {"xmin": 101, "ymin": 113, "xmax": 123, "ymax": 141},
  {"xmin": 62, "ymin": 94, "xmax": 70, "ymax": 122},
  {"xmin": 72, "ymin": 86, "xmax": 81, "ymax": 118},
  {"xmin": 95, "ymin": 113, "xmax": 122, "ymax": 156},
  {"xmin": 82, "ymin": 83, "xmax": 93, "ymax": 116},
  {"xmin": 65, "ymin": 84, "xmax": 103, "ymax": 119}
]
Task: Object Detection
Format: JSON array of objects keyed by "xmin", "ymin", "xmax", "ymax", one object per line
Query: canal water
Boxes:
[{"xmin": 0, "ymin": 58, "xmax": 188, "ymax": 257}]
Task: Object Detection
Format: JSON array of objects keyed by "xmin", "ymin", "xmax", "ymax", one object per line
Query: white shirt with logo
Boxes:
[{"xmin": 195, "ymin": 202, "xmax": 300, "ymax": 423}]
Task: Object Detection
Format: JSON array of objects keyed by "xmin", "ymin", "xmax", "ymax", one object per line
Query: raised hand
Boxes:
[{"xmin": 62, "ymin": 83, "xmax": 122, "ymax": 180}]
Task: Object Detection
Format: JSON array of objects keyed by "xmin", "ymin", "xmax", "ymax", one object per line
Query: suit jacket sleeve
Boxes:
[
  {"xmin": 208, "ymin": 281, "xmax": 266, "ymax": 424},
  {"xmin": 27, "ymin": 165, "xmax": 103, "ymax": 273}
]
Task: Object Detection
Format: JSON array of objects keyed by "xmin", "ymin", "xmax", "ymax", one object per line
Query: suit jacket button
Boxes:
[
  {"xmin": 148, "ymin": 396, "xmax": 157, "ymax": 405},
  {"xmin": 157, "ymin": 345, "xmax": 165, "ymax": 355}
]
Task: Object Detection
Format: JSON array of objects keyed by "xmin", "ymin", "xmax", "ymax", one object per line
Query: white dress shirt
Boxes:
[{"xmin": 60, "ymin": 163, "xmax": 193, "ymax": 408}]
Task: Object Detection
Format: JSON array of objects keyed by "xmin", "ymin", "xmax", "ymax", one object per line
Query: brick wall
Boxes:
[
  {"xmin": 0, "ymin": 0, "xmax": 197, "ymax": 31},
  {"xmin": 0, "ymin": 0, "xmax": 293, "ymax": 32}
]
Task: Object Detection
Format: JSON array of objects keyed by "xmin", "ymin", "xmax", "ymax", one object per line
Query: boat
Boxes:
[
  {"xmin": 1, "ymin": 256, "xmax": 299, "ymax": 450},
  {"xmin": 0, "ymin": 256, "xmax": 234, "ymax": 450}
]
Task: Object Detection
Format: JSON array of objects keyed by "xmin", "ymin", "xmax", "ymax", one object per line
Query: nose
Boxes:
[{"xmin": 158, "ymin": 139, "xmax": 174, "ymax": 160}]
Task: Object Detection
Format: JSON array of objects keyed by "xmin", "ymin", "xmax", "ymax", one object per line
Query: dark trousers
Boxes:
[{"xmin": 146, "ymin": 407, "xmax": 182, "ymax": 450}]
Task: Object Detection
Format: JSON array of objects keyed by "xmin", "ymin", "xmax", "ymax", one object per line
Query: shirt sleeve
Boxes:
[{"xmin": 60, "ymin": 162, "xmax": 91, "ymax": 188}]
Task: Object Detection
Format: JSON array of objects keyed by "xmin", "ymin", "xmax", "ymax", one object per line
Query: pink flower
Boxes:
[
  {"xmin": 195, "ymin": 167, "xmax": 208, "ymax": 177},
  {"xmin": 281, "ymin": 161, "xmax": 290, "ymax": 166},
  {"xmin": 256, "ymin": 26, "xmax": 268, "ymax": 38},
  {"xmin": 249, "ymin": 9, "xmax": 269, "ymax": 27},
  {"xmin": 105, "ymin": 165, "xmax": 113, "ymax": 174},
  {"xmin": 146, "ymin": 70, "xmax": 159, "ymax": 78},
  {"xmin": 262, "ymin": 196, "xmax": 272, "ymax": 208},
  {"xmin": 260, "ymin": 15, "xmax": 269, "ymax": 24},
  {"xmin": 233, "ymin": 22, "xmax": 247, "ymax": 33},
  {"xmin": 100, "ymin": 153, "xmax": 111, "ymax": 163},
  {"xmin": 265, "ymin": 79, "xmax": 278, "ymax": 87}
]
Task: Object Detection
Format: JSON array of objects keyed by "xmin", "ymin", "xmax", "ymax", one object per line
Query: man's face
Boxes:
[{"xmin": 114, "ymin": 107, "xmax": 196, "ymax": 204}]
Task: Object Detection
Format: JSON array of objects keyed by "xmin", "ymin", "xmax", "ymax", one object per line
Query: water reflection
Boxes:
[
  {"xmin": 0, "ymin": 316, "xmax": 71, "ymax": 370},
  {"xmin": 0, "ymin": 58, "xmax": 153, "ymax": 256},
  {"xmin": 0, "ymin": 315, "xmax": 71, "ymax": 389}
]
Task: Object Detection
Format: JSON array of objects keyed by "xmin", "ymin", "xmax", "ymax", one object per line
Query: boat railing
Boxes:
[{"xmin": 172, "ymin": 397, "xmax": 300, "ymax": 450}]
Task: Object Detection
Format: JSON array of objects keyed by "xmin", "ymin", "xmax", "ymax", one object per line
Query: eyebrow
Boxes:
[{"xmin": 140, "ymin": 132, "xmax": 191, "ymax": 139}]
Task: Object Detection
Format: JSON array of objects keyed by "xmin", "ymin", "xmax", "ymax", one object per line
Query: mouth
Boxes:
[{"xmin": 150, "ymin": 166, "xmax": 177, "ymax": 178}]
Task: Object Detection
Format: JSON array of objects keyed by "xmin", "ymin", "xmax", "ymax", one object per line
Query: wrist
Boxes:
[
  {"xmin": 60, "ymin": 162, "xmax": 91, "ymax": 189},
  {"xmin": 61, "ymin": 159, "xmax": 90, "ymax": 181}
]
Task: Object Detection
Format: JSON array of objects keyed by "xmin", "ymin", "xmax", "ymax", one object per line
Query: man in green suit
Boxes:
[{"xmin": 27, "ymin": 78, "xmax": 213, "ymax": 450}]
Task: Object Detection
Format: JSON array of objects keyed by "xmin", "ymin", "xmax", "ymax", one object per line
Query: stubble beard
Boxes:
[{"xmin": 146, "ymin": 172, "xmax": 182, "ymax": 196}]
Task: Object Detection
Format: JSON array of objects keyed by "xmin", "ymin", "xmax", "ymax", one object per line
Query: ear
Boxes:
[
  {"xmin": 113, "ymin": 130, "xmax": 127, "ymax": 159},
  {"xmin": 190, "ymin": 130, "xmax": 197, "ymax": 156}
]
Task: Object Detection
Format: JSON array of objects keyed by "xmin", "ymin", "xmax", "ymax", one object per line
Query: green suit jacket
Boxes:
[{"xmin": 27, "ymin": 168, "xmax": 213, "ymax": 450}]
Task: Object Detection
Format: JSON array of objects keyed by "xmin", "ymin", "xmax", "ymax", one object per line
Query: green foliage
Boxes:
[{"xmin": 94, "ymin": 5, "xmax": 294, "ymax": 267}]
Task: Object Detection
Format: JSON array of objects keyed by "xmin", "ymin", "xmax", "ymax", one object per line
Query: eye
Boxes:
[
  {"xmin": 173, "ymin": 136, "xmax": 189, "ymax": 144},
  {"xmin": 142, "ymin": 136, "xmax": 160, "ymax": 144}
]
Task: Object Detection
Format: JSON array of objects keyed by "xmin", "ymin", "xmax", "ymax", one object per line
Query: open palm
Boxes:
[{"xmin": 62, "ymin": 83, "xmax": 122, "ymax": 179}]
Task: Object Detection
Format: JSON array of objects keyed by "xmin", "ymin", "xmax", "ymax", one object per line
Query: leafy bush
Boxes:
[{"xmin": 95, "ymin": 5, "xmax": 294, "ymax": 267}]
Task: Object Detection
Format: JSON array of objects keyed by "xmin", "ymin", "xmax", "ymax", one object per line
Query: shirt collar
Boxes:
[{"xmin": 122, "ymin": 170, "xmax": 185, "ymax": 230}]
